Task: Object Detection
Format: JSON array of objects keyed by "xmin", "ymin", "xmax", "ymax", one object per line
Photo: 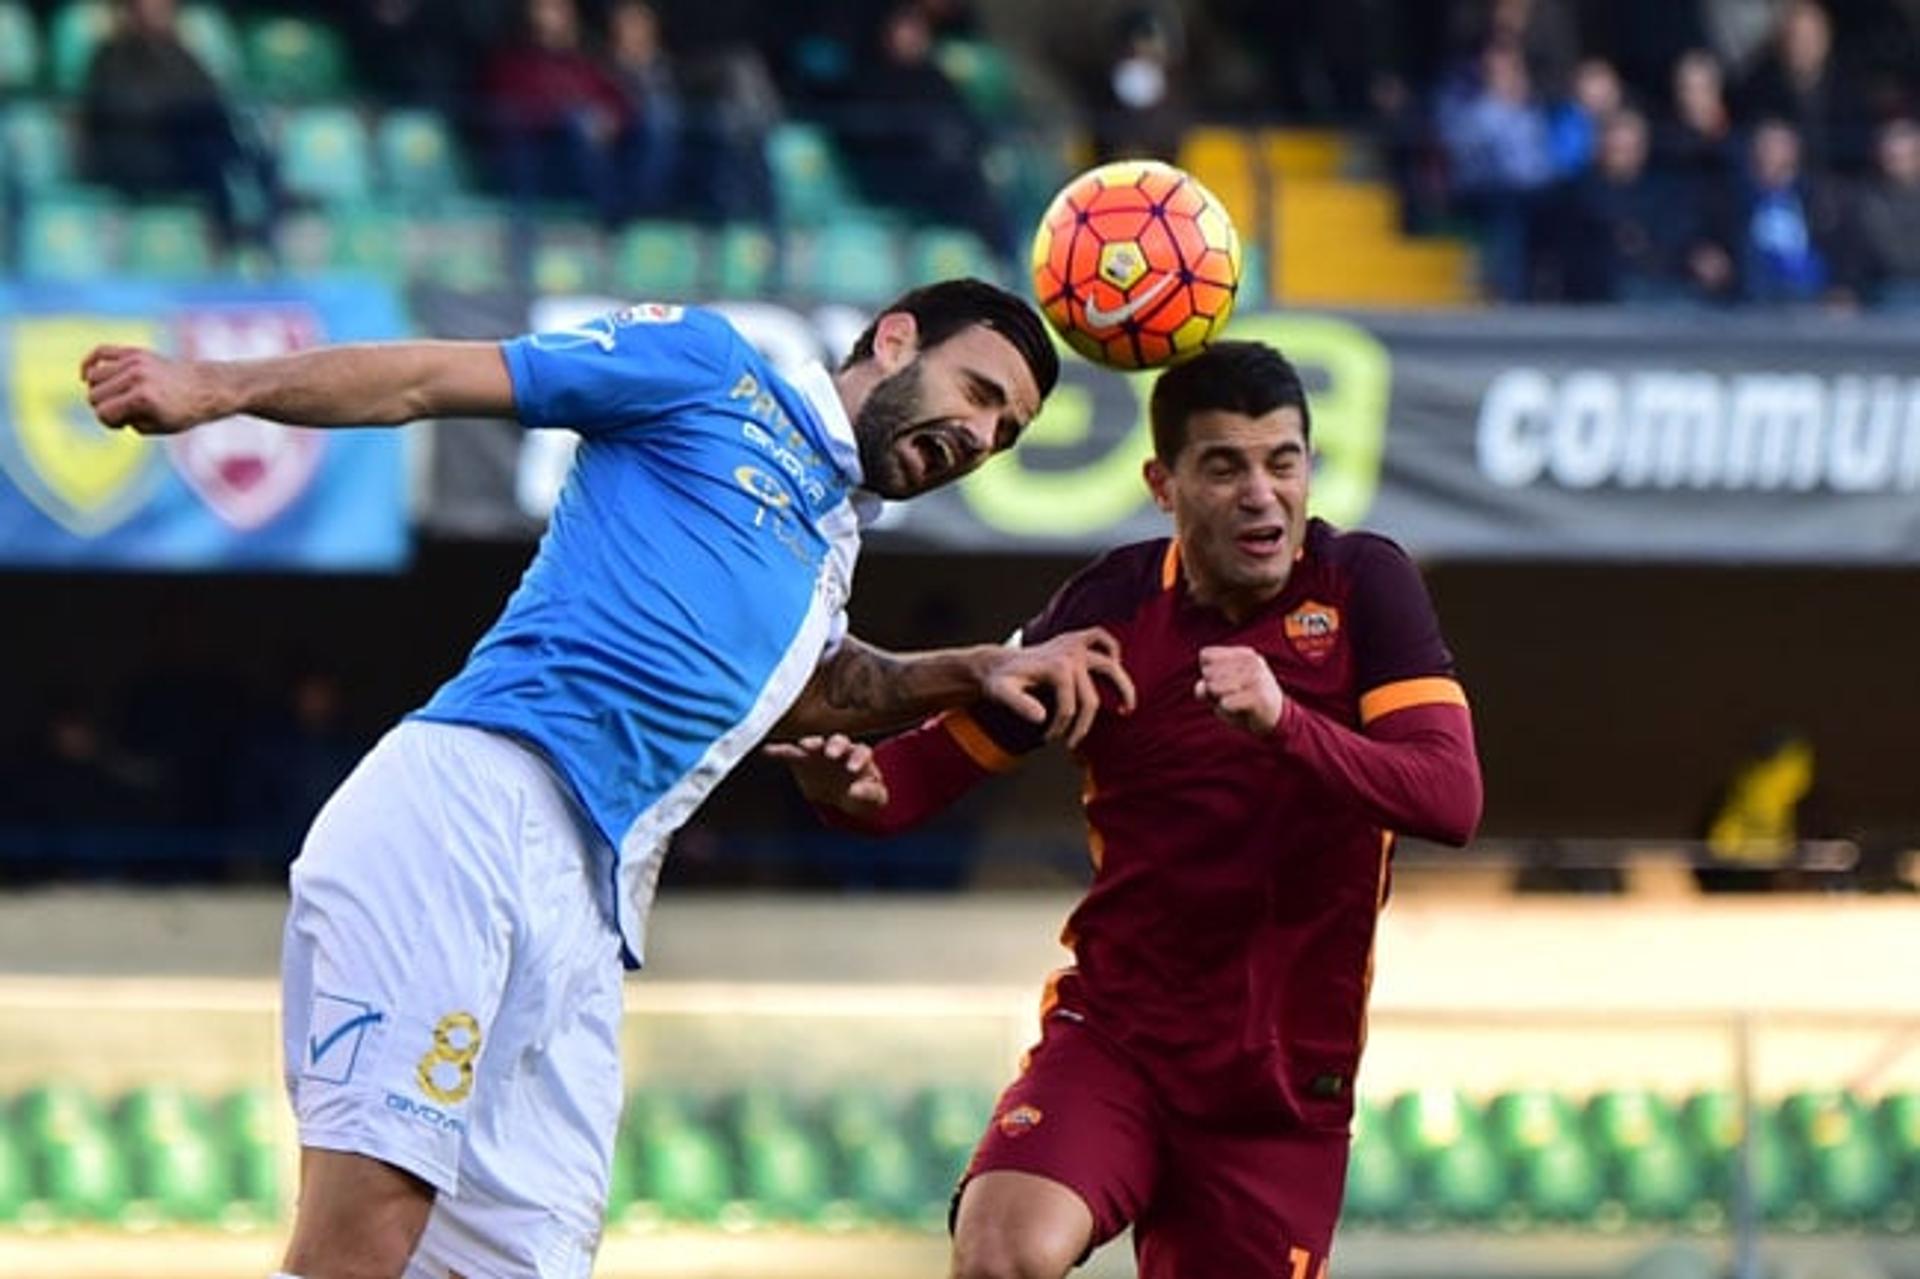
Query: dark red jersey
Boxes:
[{"xmin": 845, "ymin": 519, "xmax": 1481, "ymax": 1128}]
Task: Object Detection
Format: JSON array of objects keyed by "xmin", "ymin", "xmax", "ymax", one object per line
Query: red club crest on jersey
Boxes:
[
  {"xmin": 997, "ymin": 1104, "xmax": 1044, "ymax": 1138},
  {"xmin": 1284, "ymin": 601, "xmax": 1341, "ymax": 663}
]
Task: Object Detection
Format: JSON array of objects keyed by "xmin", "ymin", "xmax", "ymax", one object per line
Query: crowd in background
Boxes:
[{"xmin": 16, "ymin": 0, "xmax": 1920, "ymax": 303}]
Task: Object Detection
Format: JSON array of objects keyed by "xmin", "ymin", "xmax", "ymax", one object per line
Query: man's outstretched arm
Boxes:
[
  {"xmin": 81, "ymin": 341, "xmax": 518, "ymax": 434},
  {"xmin": 776, "ymin": 629, "xmax": 1135, "ymax": 749}
]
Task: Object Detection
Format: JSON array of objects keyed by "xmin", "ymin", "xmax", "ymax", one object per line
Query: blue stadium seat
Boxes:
[
  {"xmin": 376, "ymin": 109, "xmax": 466, "ymax": 208},
  {"xmin": 277, "ymin": 107, "xmax": 374, "ymax": 206},
  {"xmin": 19, "ymin": 191, "xmax": 117, "ymax": 280},
  {"xmin": 2, "ymin": 101, "xmax": 77, "ymax": 191},
  {"xmin": 0, "ymin": 2, "xmax": 41, "ymax": 94},
  {"xmin": 178, "ymin": 4, "xmax": 244, "ymax": 87},
  {"xmin": 49, "ymin": 0, "xmax": 112, "ymax": 96}
]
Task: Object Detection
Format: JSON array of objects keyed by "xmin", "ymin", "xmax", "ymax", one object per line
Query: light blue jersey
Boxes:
[{"xmin": 414, "ymin": 304, "xmax": 872, "ymax": 963}]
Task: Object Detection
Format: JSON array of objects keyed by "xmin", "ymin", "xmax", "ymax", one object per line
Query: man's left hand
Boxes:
[{"xmin": 1195, "ymin": 645, "xmax": 1285, "ymax": 736}]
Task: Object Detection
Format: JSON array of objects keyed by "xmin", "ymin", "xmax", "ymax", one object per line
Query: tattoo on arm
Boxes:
[{"xmin": 815, "ymin": 642, "xmax": 908, "ymax": 717}]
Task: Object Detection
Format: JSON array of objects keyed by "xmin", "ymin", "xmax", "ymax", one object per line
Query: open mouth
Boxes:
[
  {"xmin": 1236, "ymin": 525, "xmax": 1287, "ymax": 556},
  {"xmin": 905, "ymin": 428, "xmax": 957, "ymax": 487}
]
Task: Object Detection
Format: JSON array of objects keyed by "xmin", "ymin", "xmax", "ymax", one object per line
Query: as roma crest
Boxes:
[
  {"xmin": 1283, "ymin": 601, "xmax": 1341, "ymax": 663},
  {"xmin": 167, "ymin": 308, "xmax": 326, "ymax": 530}
]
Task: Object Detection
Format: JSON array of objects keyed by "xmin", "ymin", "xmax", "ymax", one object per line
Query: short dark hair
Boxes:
[
  {"xmin": 841, "ymin": 278, "xmax": 1059, "ymax": 400},
  {"xmin": 1149, "ymin": 340, "xmax": 1311, "ymax": 462}
]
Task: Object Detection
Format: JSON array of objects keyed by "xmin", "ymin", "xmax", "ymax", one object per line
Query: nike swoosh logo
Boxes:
[
  {"xmin": 1081, "ymin": 275, "xmax": 1176, "ymax": 330},
  {"xmin": 310, "ymin": 1010, "xmax": 384, "ymax": 1064}
]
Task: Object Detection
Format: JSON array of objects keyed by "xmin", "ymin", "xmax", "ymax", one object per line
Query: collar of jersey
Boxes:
[{"xmin": 786, "ymin": 360, "xmax": 882, "ymax": 527}]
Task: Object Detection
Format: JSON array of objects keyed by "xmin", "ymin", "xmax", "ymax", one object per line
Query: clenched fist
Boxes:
[{"xmin": 1194, "ymin": 645, "xmax": 1286, "ymax": 736}]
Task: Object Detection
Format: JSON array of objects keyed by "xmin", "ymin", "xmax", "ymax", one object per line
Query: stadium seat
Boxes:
[
  {"xmin": 0, "ymin": 1122, "xmax": 27, "ymax": 1222},
  {"xmin": 49, "ymin": 0, "xmax": 112, "ymax": 96},
  {"xmin": 1802, "ymin": 1128, "xmax": 1893, "ymax": 1224},
  {"xmin": 1680, "ymin": 1100, "xmax": 1797, "ymax": 1223},
  {"xmin": 376, "ymin": 109, "xmax": 466, "ymax": 208},
  {"xmin": 735, "ymin": 1120, "xmax": 830, "ymax": 1222},
  {"xmin": 178, "ymin": 3, "xmax": 243, "ymax": 87},
  {"xmin": 839, "ymin": 1127, "xmax": 925, "ymax": 1221},
  {"xmin": 0, "ymin": 2, "xmax": 41, "ymax": 94},
  {"xmin": 406, "ymin": 202, "xmax": 512, "ymax": 291},
  {"xmin": 1586, "ymin": 1089, "xmax": 1680, "ymax": 1156},
  {"xmin": 634, "ymin": 1123, "xmax": 732, "ymax": 1222},
  {"xmin": 909, "ymin": 1083, "xmax": 992, "ymax": 1184},
  {"xmin": 799, "ymin": 220, "xmax": 902, "ymax": 306},
  {"xmin": 1511, "ymin": 1135, "xmax": 1604, "ymax": 1223},
  {"xmin": 533, "ymin": 224, "xmax": 605, "ymax": 296},
  {"xmin": 766, "ymin": 123, "xmax": 857, "ymax": 227},
  {"xmin": 1612, "ymin": 1135, "xmax": 1700, "ymax": 1223},
  {"xmin": 1343, "ymin": 1103, "xmax": 1413, "ymax": 1225},
  {"xmin": 711, "ymin": 223, "xmax": 778, "ymax": 298},
  {"xmin": 277, "ymin": 107, "xmax": 374, "ymax": 206},
  {"xmin": 905, "ymin": 226, "xmax": 1000, "ymax": 287},
  {"xmin": 1387, "ymin": 1087, "xmax": 1483, "ymax": 1171},
  {"xmin": 244, "ymin": 15, "xmax": 348, "ymax": 101},
  {"xmin": 123, "ymin": 203, "xmax": 213, "ymax": 277},
  {"xmin": 933, "ymin": 39, "xmax": 1017, "ymax": 123},
  {"xmin": 1779, "ymin": 1089, "xmax": 1865, "ymax": 1151},
  {"xmin": 1485, "ymin": 1089, "xmax": 1580, "ymax": 1159},
  {"xmin": 604, "ymin": 1133, "xmax": 640, "ymax": 1222},
  {"xmin": 34, "ymin": 1128, "xmax": 127, "ymax": 1222},
  {"xmin": 1422, "ymin": 1131, "xmax": 1507, "ymax": 1223},
  {"xmin": 612, "ymin": 221, "xmax": 703, "ymax": 298},
  {"xmin": 216, "ymin": 1088, "xmax": 278, "ymax": 1213},
  {"xmin": 2, "ymin": 101, "xmax": 77, "ymax": 191}
]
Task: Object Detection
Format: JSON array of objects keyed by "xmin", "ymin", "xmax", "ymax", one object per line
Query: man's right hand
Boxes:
[
  {"xmin": 764, "ymin": 733, "xmax": 890, "ymax": 818},
  {"xmin": 81, "ymin": 345, "xmax": 225, "ymax": 435}
]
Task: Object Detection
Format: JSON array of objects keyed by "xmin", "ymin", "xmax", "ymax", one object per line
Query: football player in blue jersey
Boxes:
[{"xmin": 80, "ymin": 279, "xmax": 1134, "ymax": 1279}]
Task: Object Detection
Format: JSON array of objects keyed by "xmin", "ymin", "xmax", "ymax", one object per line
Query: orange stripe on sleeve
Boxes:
[
  {"xmin": 1359, "ymin": 676, "xmax": 1468, "ymax": 725},
  {"xmin": 1160, "ymin": 541, "xmax": 1180, "ymax": 590},
  {"xmin": 941, "ymin": 710, "xmax": 1021, "ymax": 773}
]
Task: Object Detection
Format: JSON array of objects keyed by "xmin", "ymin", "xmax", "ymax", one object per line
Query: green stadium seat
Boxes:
[
  {"xmin": 49, "ymin": 0, "xmax": 112, "ymax": 96},
  {"xmin": 2, "ymin": 101, "xmax": 77, "ymax": 191},
  {"xmin": 116, "ymin": 1087, "xmax": 226, "ymax": 1224},
  {"xmin": 217, "ymin": 1088, "xmax": 279, "ymax": 1214},
  {"xmin": 605, "ymin": 1132, "xmax": 640, "ymax": 1222},
  {"xmin": 278, "ymin": 107, "xmax": 374, "ymax": 206},
  {"xmin": 1387, "ymin": 1088, "xmax": 1483, "ymax": 1171},
  {"xmin": 124, "ymin": 203, "xmax": 213, "ymax": 277},
  {"xmin": 0, "ymin": 2, "xmax": 41, "ymax": 94},
  {"xmin": 1877, "ymin": 1092, "xmax": 1920, "ymax": 1164},
  {"xmin": 840, "ymin": 1127, "xmax": 925, "ymax": 1221},
  {"xmin": 1343, "ymin": 1103, "xmax": 1413, "ymax": 1225},
  {"xmin": 1422, "ymin": 1131, "xmax": 1507, "ymax": 1223},
  {"xmin": 35, "ymin": 1129, "xmax": 128, "ymax": 1222},
  {"xmin": 634, "ymin": 1122, "xmax": 732, "ymax": 1223},
  {"xmin": 1586, "ymin": 1089, "xmax": 1679, "ymax": 1156},
  {"xmin": 1803, "ymin": 1128, "xmax": 1893, "ymax": 1224},
  {"xmin": 801, "ymin": 220, "xmax": 902, "ymax": 306},
  {"xmin": 0, "ymin": 1122, "xmax": 27, "ymax": 1223},
  {"xmin": 1612, "ymin": 1135, "xmax": 1700, "ymax": 1223},
  {"xmin": 612, "ymin": 220, "xmax": 703, "ymax": 298},
  {"xmin": 533, "ymin": 224, "xmax": 605, "ymax": 296},
  {"xmin": 822, "ymin": 1085, "xmax": 896, "ymax": 1154},
  {"xmin": 1485, "ymin": 1089, "xmax": 1580, "ymax": 1159},
  {"xmin": 408, "ymin": 202, "xmax": 512, "ymax": 291},
  {"xmin": 712, "ymin": 223, "xmax": 777, "ymax": 298},
  {"xmin": 178, "ymin": 3, "xmax": 243, "ymax": 87},
  {"xmin": 245, "ymin": 15, "xmax": 348, "ymax": 101},
  {"xmin": 15, "ymin": 1082, "xmax": 108, "ymax": 1144},
  {"xmin": 735, "ymin": 1120, "xmax": 830, "ymax": 1222},
  {"xmin": 1512, "ymin": 1135, "xmax": 1604, "ymax": 1223},
  {"xmin": 377, "ymin": 108, "xmax": 466, "ymax": 207},
  {"xmin": 933, "ymin": 38, "xmax": 1017, "ymax": 123},
  {"xmin": 910, "ymin": 1083, "xmax": 992, "ymax": 1184},
  {"xmin": 767, "ymin": 122, "xmax": 857, "ymax": 227},
  {"xmin": 1779, "ymin": 1090, "xmax": 1865, "ymax": 1151},
  {"xmin": 905, "ymin": 226, "xmax": 1000, "ymax": 286}
]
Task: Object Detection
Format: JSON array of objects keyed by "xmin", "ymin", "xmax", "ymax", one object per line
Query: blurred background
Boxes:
[{"xmin": 1, "ymin": 0, "xmax": 1918, "ymax": 1276}]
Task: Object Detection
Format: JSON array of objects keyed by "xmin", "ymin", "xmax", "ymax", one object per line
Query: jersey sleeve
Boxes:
[
  {"xmin": 501, "ymin": 304, "xmax": 738, "ymax": 436},
  {"xmin": 1346, "ymin": 535, "xmax": 1467, "ymax": 726}
]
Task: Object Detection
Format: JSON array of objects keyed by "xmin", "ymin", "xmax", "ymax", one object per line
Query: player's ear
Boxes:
[
  {"xmin": 868, "ymin": 311, "xmax": 920, "ymax": 373},
  {"xmin": 1144, "ymin": 457, "xmax": 1174, "ymax": 512}
]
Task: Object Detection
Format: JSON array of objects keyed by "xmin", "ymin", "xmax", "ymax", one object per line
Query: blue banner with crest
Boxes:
[{"xmin": 0, "ymin": 281, "xmax": 410, "ymax": 571}]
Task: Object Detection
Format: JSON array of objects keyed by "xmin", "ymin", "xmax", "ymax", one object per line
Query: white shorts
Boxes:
[{"xmin": 283, "ymin": 720, "xmax": 626, "ymax": 1279}]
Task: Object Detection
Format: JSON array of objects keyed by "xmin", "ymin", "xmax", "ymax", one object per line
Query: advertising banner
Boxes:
[
  {"xmin": 414, "ymin": 289, "xmax": 1920, "ymax": 563},
  {"xmin": 0, "ymin": 282, "xmax": 411, "ymax": 571}
]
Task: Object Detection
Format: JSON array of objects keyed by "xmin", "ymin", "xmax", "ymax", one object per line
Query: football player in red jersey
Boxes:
[{"xmin": 772, "ymin": 340, "xmax": 1482, "ymax": 1279}]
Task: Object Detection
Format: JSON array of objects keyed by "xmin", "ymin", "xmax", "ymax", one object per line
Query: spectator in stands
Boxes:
[
  {"xmin": 1547, "ymin": 57, "xmax": 1626, "ymax": 179},
  {"xmin": 1858, "ymin": 117, "xmax": 1920, "ymax": 306},
  {"xmin": 1091, "ymin": 6, "xmax": 1188, "ymax": 162},
  {"xmin": 1563, "ymin": 109, "xmax": 1698, "ymax": 303},
  {"xmin": 605, "ymin": 0, "xmax": 683, "ymax": 219},
  {"xmin": 1450, "ymin": 0, "xmax": 1581, "ymax": 95},
  {"xmin": 324, "ymin": 0, "xmax": 504, "ymax": 112},
  {"xmin": 1695, "ymin": 727, "xmax": 1833, "ymax": 892},
  {"xmin": 1437, "ymin": 40, "xmax": 1555, "ymax": 300},
  {"xmin": 1656, "ymin": 49, "xmax": 1739, "ymax": 187},
  {"xmin": 1737, "ymin": 1, "xmax": 1866, "ymax": 172},
  {"xmin": 838, "ymin": 3, "xmax": 1012, "ymax": 258},
  {"xmin": 79, "ymin": 0, "xmax": 276, "ymax": 255},
  {"xmin": 1722, "ymin": 118, "xmax": 1859, "ymax": 305},
  {"xmin": 480, "ymin": 0, "xmax": 634, "ymax": 227}
]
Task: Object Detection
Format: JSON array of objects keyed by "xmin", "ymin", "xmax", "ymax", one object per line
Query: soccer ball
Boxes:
[{"xmin": 1030, "ymin": 159, "xmax": 1243, "ymax": 371}]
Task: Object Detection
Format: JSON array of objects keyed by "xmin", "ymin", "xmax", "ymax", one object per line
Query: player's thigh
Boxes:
[
  {"xmin": 282, "ymin": 1147, "xmax": 435, "ymax": 1278},
  {"xmin": 952, "ymin": 1171, "xmax": 1094, "ymax": 1279},
  {"xmin": 955, "ymin": 1014, "xmax": 1162, "ymax": 1265},
  {"xmin": 1134, "ymin": 1122, "xmax": 1349, "ymax": 1279},
  {"xmin": 281, "ymin": 723, "xmax": 525, "ymax": 1202}
]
